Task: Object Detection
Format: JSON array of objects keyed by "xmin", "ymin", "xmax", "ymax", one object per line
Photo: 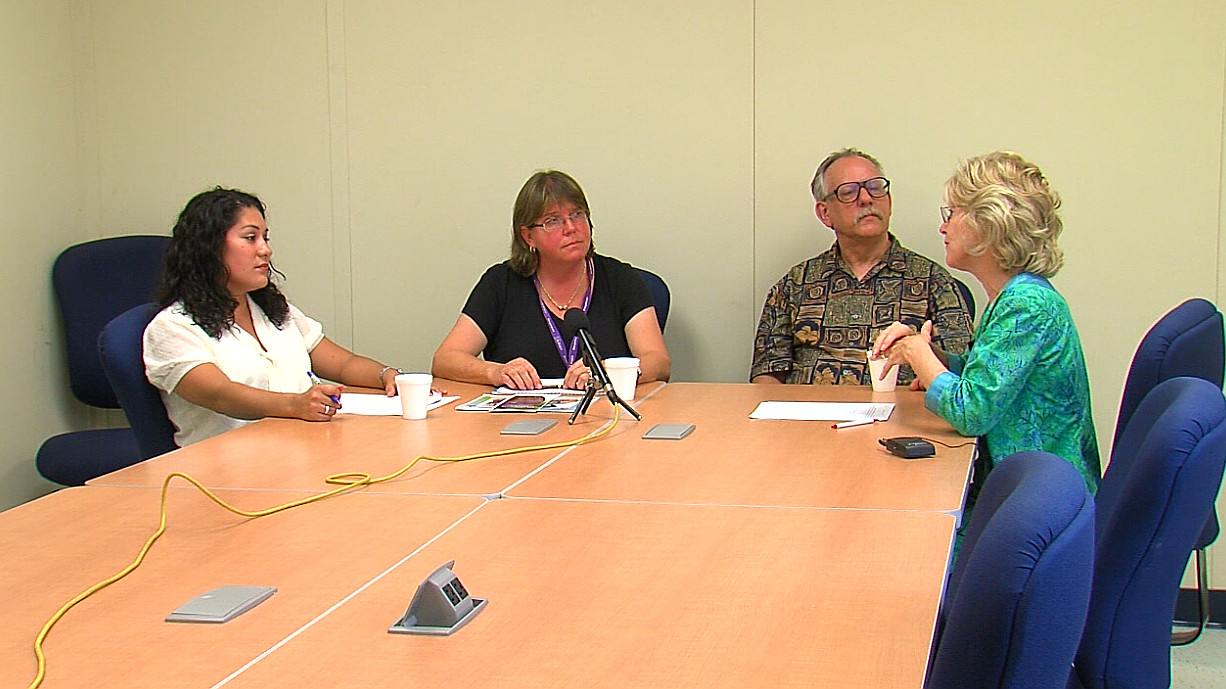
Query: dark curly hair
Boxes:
[{"xmin": 156, "ymin": 187, "xmax": 289, "ymax": 339}]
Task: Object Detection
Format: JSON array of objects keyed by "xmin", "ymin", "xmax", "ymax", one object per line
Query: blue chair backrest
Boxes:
[
  {"xmin": 52, "ymin": 235, "xmax": 169, "ymax": 408},
  {"xmin": 952, "ymin": 277, "xmax": 976, "ymax": 321},
  {"xmin": 1113, "ymin": 298, "xmax": 1224, "ymax": 553},
  {"xmin": 98, "ymin": 303, "xmax": 178, "ymax": 460},
  {"xmin": 1074, "ymin": 377, "xmax": 1226, "ymax": 689},
  {"xmin": 634, "ymin": 267, "xmax": 670, "ymax": 332},
  {"xmin": 1113, "ymin": 298, "xmax": 1223, "ymax": 449},
  {"xmin": 928, "ymin": 451, "xmax": 1095, "ymax": 689}
]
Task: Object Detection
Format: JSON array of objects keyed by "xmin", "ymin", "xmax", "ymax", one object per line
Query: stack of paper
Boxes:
[
  {"xmin": 336, "ymin": 392, "xmax": 458, "ymax": 416},
  {"xmin": 748, "ymin": 401, "xmax": 894, "ymax": 422}
]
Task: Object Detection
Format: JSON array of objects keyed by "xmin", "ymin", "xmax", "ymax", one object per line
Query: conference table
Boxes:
[
  {"xmin": 90, "ymin": 381, "xmax": 974, "ymax": 513},
  {"xmin": 3, "ymin": 381, "xmax": 974, "ymax": 688},
  {"xmin": 0, "ymin": 486, "xmax": 484, "ymax": 688},
  {"xmin": 90, "ymin": 380, "xmax": 610, "ymax": 497},
  {"xmin": 506, "ymin": 382, "xmax": 974, "ymax": 511}
]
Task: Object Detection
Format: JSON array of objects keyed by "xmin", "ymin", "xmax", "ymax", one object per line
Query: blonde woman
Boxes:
[{"xmin": 873, "ymin": 152, "xmax": 1100, "ymax": 498}]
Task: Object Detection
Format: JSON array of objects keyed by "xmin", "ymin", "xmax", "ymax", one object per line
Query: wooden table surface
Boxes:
[
  {"xmin": 12, "ymin": 380, "xmax": 972, "ymax": 687},
  {"xmin": 220, "ymin": 498, "xmax": 955, "ymax": 689},
  {"xmin": 89, "ymin": 381, "xmax": 619, "ymax": 496},
  {"xmin": 508, "ymin": 382, "xmax": 975, "ymax": 512},
  {"xmin": 91, "ymin": 381, "xmax": 973, "ymax": 514},
  {"xmin": 0, "ymin": 486, "xmax": 483, "ymax": 688}
]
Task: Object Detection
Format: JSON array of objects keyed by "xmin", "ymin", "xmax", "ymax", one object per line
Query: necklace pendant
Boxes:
[{"xmin": 538, "ymin": 260, "xmax": 590, "ymax": 315}]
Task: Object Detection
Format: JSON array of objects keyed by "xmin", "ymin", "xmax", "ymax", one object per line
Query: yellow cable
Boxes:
[{"xmin": 27, "ymin": 408, "xmax": 620, "ymax": 689}]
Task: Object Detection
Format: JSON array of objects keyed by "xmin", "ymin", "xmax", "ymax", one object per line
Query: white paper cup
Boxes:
[
  {"xmin": 395, "ymin": 373, "xmax": 433, "ymax": 420},
  {"xmin": 866, "ymin": 353, "xmax": 899, "ymax": 392},
  {"xmin": 603, "ymin": 357, "xmax": 641, "ymax": 401}
]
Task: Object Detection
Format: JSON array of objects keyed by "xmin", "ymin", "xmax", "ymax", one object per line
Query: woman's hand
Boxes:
[
  {"xmin": 379, "ymin": 368, "xmax": 398, "ymax": 397},
  {"xmin": 880, "ymin": 321, "xmax": 933, "ymax": 368},
  {"xmin": 293, "ymin": 383, "xmax": 345, "ymax": 422},
  {"xmin": 878, "ymin": 321, "xmax": 948, "ymax": 390},
  {"xmin": 871, "ymin": 321, "xmax": 917, "ymax": 359},
  {"xmin": 496, "ymin": 357, "xmax": 542, "ymax": 390},
  {"xmin": 175, "ymin": 363, "xmax": 350, "ymax": 423},
  {"xmin": 563, "ymin": 359, "xmax": 592, "ymax": 390}
]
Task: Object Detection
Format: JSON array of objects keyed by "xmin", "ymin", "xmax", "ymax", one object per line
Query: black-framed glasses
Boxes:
[
  {"xmin": 824, "ymin": 177, "xmax": 890, "ymax": 204},
  {"xmin": 528, "ymin": 209, "xmax": 590, "ymax": 233},
  {"xmin": 940, "ymin": 206, "xmax": 954, "ymax": 224}
]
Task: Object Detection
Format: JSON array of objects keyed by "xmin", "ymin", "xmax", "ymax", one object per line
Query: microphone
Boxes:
[
  {"xmin": 561, "ymin": 307, "xmax": 587, "ymax": 337},
  {"xmin": 562, "ymin": 308, "xmax": 592, "ymax": 346},
  {"xmin": 563, "ymin": 309, "xmax": 610, "ymax": 389},
  {"xmin": 562, "ymin": 309, "xmax": 641, "ymax": 422}
]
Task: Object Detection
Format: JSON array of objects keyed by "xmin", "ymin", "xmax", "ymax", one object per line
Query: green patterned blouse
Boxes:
[{"xmin": 926, "ymin": 272, "xmax": 1101, "ymax": 494}]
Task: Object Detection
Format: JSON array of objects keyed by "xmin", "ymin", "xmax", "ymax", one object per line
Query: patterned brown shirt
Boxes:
[{"xmin": 751, "ymin": 235, "xmax": 973, "ymax": 384}]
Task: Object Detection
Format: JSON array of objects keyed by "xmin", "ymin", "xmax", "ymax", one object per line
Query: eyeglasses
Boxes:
[
  {"xmin": 940, "ymin": 206, "xmax": 954, "ymax": 224},
  {"xmin": 528, "ymin": 209, "xmax": 590, "ymax": 233},
  {"xmin": 824, "ymin": 177, "xmax": 890, "ymax": 204}
]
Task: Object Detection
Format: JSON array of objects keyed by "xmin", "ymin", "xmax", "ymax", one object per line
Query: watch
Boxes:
[{"xmin": 378, "ymin": 366, "xmax": 404, "ymax": 385}]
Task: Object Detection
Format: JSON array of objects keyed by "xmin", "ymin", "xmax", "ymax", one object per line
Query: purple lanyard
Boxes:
[{"xmin": 536, "ymin": 258, "xmax": 594, "ymax": 368}]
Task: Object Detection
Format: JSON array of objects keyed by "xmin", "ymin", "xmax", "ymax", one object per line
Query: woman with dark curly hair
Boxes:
[{"xmin": 144, "ymin": 187, "xmax": 403, "ymax": 446}]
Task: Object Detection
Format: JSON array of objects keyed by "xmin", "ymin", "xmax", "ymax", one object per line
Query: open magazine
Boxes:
[{"xmin": 457, "ymin": 388, "xmax": 591, "ymax": 413}]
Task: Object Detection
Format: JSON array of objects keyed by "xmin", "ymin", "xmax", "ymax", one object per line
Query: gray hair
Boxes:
[{"xmin": 810, "ymin": 148, "xmax": 885, "ymax": 202}]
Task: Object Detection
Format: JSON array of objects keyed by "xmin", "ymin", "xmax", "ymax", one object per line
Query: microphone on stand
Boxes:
[
  {"xmin": 562, "ymin": 309, "xmax": 641, "ymax": 423},
  {"xmin": 563, "ymin": 309, "xmax": 610, "ymax": 390}
]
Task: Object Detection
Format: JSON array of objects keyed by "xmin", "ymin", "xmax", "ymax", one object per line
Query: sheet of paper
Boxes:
[
  {"xmin": 748, "ymin": 401, "xmax": 895, "ymax": 422},
  {"xmin": 492, "ymin": 379, "xmax": 573, "ymax": 394},
  {"xmin": 337, "ymin": 392, "xmax": 459, "ymax": 416}
]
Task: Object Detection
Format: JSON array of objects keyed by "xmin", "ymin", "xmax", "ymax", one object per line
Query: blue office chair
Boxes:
[
  {"xmin": 1113, "ymin": 298, "xmax": 1223, "ymax": 645},
  {"xmin": 927, "ymin": 452, "xmax": 1094, "ymax": 689},
  {"xmin": 951, "ymin": 277, "xmax": 976, "ymax": 321},
  {"xmin": 1071, "ymin": 377, "xmax": 1226, "ymax": 689},
  {"xmin": 35, "ymin": 235, "xmax": 169, "ymax": 485},
  {"xmin": 99, "ymin": 303, "xmax": 178, "ymax": 460},
  {"xmin": 634, "ymin": 267, "xmax": 670, "ymax": 332}
]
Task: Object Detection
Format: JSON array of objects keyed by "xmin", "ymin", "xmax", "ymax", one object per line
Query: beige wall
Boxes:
[
  {"xmin": 0, "ymin": 1, "xmax": 82, "ymax": 508},
  {"xmin": 4, "ymin": 1, "xmax": 1225, "ymax": 581},
  {"xmin": 338, "ymin": 1, "xmax": 753, "ymax": 381}
]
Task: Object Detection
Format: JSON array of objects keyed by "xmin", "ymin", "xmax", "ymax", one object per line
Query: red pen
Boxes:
[{"xmin": 832, "ymin": 418, "xmax": 876, "ymax": 429}]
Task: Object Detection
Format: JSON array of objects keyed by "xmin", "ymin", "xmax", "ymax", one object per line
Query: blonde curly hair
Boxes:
[{"xmin": 944, "ymin": 151, "xmax": 1064, "ymax": 278}]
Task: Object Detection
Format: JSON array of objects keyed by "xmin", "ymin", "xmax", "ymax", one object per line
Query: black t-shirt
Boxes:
[{"xmin": 461, "ymin": 254, "xmax": 654, "ymax": 378}]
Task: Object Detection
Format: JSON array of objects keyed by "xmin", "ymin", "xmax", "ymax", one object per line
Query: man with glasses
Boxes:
[{"xmin": 751, "ymin": 148, "xmax": 972, "ymax": 385}]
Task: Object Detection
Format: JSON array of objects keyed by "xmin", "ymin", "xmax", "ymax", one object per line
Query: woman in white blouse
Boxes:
[{"xmin": 144, "ymin": 187, "xmax": 400, "ymax": 446}]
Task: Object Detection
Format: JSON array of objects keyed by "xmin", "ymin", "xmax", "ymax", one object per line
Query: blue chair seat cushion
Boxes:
[{"xmin": 35, "ymin": 427, "xmax": 141, "ymax": 486}]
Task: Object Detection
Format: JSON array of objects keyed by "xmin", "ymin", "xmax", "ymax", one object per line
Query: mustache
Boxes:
[{"xmin": 855, "ymin": 207, "xmax": 884, "ymax": 222}]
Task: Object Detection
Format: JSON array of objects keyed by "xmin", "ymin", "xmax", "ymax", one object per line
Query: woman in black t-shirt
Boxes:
[{"xmin": 432, "ymin": 170, "xmax": 670, "ymax": 390}]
